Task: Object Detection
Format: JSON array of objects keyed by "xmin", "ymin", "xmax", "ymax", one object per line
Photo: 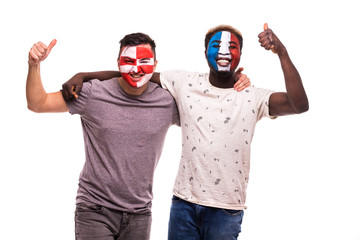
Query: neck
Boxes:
[
  {"xmin": 208, "ymin": 70, "xmax": 236, "ymax": 88},
  {"xmin": 118, "ymin": 77, "xmax": 148, "ymax": 96}
]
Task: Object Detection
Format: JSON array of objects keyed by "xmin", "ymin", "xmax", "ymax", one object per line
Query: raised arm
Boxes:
[
  {"xmin": 26, "ymin": 39, "xmax": 69, "ymax": 113},
  {"xmin": 258, "ymin": 23, "xmax": 309, "ymax": 116}
]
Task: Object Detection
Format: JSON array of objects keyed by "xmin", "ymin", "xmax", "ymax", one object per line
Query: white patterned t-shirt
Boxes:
[{"xmin": 160, "ymin": 70, "xmax": 275, "ymax": 210}]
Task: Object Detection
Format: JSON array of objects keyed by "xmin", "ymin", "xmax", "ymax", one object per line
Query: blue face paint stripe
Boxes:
[{"xmin": 207, "ymin": 31, "xmax": 222, "ymax": 71}]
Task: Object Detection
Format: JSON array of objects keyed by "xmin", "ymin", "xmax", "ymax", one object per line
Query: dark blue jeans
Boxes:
[{"xmin": 168, "ymin": 196, "xmax": 244, "ymax": 240}]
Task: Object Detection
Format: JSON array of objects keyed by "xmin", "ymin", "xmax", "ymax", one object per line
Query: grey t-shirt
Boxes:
[{"xmin": 66, "ymin": 78, "xmax": 179, "ymax": 213}]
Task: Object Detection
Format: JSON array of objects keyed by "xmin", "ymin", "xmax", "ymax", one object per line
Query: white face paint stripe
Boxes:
[
  {"xmin": 217, "ymin": 31, "xmax": 232, "ymax": 71},
  {"xmin": 121, "ymin": 46, "xmax": 137, "ymax": 58},
  {"xmin": 136, "ymin": 58, "xmax": 154, "ymax": 66},
  {"xmin": 119, "ymin": 65, "xmax": 134, "ymax": 73},
  {"xmin": 219, "ymin": 31, "xmax": 231, "ymax": 55},
  {"xmin": 135, "ymin": 73, "xmax": 153, "ymax": 88}
]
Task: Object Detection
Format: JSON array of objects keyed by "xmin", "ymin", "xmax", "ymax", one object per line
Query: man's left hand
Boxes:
[
  {"xmin": 258, "ymin": 23, "xmax": 286, "ymax": 55},
  {"xmin": 234, "ymin": 67, "xmax": 251, "ymax": 92}
]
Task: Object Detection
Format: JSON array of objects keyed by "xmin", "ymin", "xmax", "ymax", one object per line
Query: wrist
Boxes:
[
  {"xmin": 74, "ymin": 72, "xmax": 89, "ymax": 82},
  {"xmin": 28, "ymin": 63, "xmax": 40, "ymax": 71},
  {"xmin": 28, "ymin": 61, "xmax": 40, "ymax": 67},
  {"xmin": 277, "ymin": 46, "xmax": 288, "ymax": 58}
]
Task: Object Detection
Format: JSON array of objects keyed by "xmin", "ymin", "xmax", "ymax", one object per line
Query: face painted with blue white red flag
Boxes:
[
  {"xmin": 118, "ymin": 45, "xmax": 155, "ymax": 88},
  {"xmin": 207, "ymin": 31, "xmax": 241, "ymax": 72}
]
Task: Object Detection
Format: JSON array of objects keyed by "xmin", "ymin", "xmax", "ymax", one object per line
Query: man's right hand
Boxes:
[
  {"xmin": 62, "ymin": 71, "xmax": 122, "ymax": 100},
  {"xmin": 28, "ymin": 39, "xmax": 57, "ymax": 66}
]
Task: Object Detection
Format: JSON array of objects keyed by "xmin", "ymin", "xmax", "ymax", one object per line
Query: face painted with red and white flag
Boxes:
[{"xmin": 118, "ymin": 45, "xmax": 155, "ymax": 88}]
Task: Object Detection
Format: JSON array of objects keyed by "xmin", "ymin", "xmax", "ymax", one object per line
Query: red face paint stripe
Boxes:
[
  {"xmin": 230, "ymin": 33, "xmax": 241, "ymax": 70},
  {"xmin": 119, "ymin": 56, "xmax": 136, "ymax": 66},
  {"xmin": 136, "ymin": 47, "xmax": 154, "ymax": 59},
  {"xmin": 121, "ymin": 73, "xmax": 137, "ymax": 87},
  {"xmin": 139, "ymin": 65, "xmax": 154, "ymax": 74}
]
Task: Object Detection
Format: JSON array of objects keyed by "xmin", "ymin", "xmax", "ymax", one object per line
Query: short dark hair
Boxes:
[
  {"xmin": 118, "ymin": 32, "xmax": 156, "ymax": 59},
  {"xmin": 204, "ymin": 25, "xmax": 243, "ymax": 52}
]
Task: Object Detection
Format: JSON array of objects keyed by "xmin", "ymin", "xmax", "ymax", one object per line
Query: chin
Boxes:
[{"xmin": 216, "ymin": 70, "xmax": 233, "ymax": 77}]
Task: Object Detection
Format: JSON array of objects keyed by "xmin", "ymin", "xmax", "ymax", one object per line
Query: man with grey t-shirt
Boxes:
[{"xmin": 26, "ymin": 33, "xmax": 179, "ymax": 240}]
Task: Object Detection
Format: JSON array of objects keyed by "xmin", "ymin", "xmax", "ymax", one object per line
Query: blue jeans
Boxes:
[{"xmin": 168, "ymin": 196, "xmax": 244, "ymax": 240}]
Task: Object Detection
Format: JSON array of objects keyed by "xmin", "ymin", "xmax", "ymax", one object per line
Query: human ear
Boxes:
[
  {"xmin": 117, "ymin": 58, "xmax": 121, "ymax": 70},
  {"xmin": 153, "ymin": 60, "xmax": 158, "ymax": 71}
]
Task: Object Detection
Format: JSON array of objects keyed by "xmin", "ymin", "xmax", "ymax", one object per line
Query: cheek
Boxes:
[
  {"xmin": 119, "ymin": 64, "xmax": 133, "ymax": 74},
  {"xmin": 122, "ymin": 74, "xmax": 137, "ymax": 87},
  {"xmin": 207, "ymin": 47, "xmax": 218, "ymax": 60},
  {"xmin": 230, "ymin": 49, "xmax": 240, "ymax": 69},
  {"xmin": 207, "ymin": 47, "xmax": 219, "ymax": 70},
  {"xmin": 139, "ymin": 64, "xmax": 154, "ymax": 74}
]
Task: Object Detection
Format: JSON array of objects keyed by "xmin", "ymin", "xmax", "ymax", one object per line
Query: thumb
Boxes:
[
  {"xmin": 263, "ymin": 23, "xmax": 268, "ymax": 31},
  {"xmin": 46, "ymin": 39, "xmax": 57, "ymax": 55},
  {"xmin": 48, "ymin": 39, "xmax": 57, "ymax": 52},
  {"xmin": 43, "ymin": 39, "xmax": 57, "ymax": 59},
  {"xmin": 235, "ymin": 67, "xmax": 244, "ymax": 76}
]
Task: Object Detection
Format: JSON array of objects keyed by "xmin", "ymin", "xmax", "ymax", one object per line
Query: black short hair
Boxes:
[
  {"xmin": 119, "ymin": 32, "xmax": 156, "ymax": 60},
  {"xmin": 204, "ymin": 25, "xmax": 243, "ymax": 52}
]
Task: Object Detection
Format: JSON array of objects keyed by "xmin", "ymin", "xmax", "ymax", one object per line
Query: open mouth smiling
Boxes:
[
  {"xmin": 216, "ymin": 57, "xmax": 232, "ymax": 67},
  {"xmin": 130, "ymin": 73, "xmax": 145, "ymax": 80}
]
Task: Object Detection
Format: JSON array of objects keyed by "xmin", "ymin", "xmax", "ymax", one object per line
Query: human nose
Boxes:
[
  {"xmin": 131, "ymin": 65, "xmax": 139, "ymax": 73},
  {"xmin": 218, "ymin": 44, "xmax": 230, "ymax": 55}
]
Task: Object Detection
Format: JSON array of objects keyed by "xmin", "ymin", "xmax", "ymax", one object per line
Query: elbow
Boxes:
[
  {"xmin": 27, "ymin": 104, "xmax": 42, "ymax": 113},
  {"xmin": 293, "ymin": 100, "xmax": 309, "ymax": 114}
]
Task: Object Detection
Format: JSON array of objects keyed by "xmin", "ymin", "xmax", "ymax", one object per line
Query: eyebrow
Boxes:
[
  {"xmin": 139, "ymin": 58, "xmax": 151, "ymax": 62},
  {"xmin": 210, "ymin": 40, "xmax": 221, "ymax": 44},
  {"xmin": 210, "ymin": 40, "xmax": 239, "ymax": 46}
]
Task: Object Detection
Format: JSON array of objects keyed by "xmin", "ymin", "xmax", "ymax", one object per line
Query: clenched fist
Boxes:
[{"xmin": 28, "ymin": 39, "xmax": 57, "ymax": 65}]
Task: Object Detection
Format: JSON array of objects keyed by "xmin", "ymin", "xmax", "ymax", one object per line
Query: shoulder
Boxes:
[
  {"xmin": 87, "ymin": 77, "xmax": 117, "ymax": 87},
  {"xmin": 85, "ymin": 78, "xmax": 118, "ymax": 92},
  {"xmin": 160, "ymin": 70, "xmax": 207, "ymax": 91},
  {"xmin": 147, "ymin": 81, "xmax": 173, "ymax": 97},
  {"xmin": 161, "ymin": 70, "xmax": 204, "ymax": 80},
  {"xmin": 245, "ymin": 86, "xmax": 274, "ymax": 96}
]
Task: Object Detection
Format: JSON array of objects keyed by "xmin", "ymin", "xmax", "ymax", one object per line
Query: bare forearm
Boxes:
[
  {"xmin": 77, "ymin": 71, "xmax": 121, "ymax": 82},
  {"xmin": 26, "ymin": 64, "xmax": 47, "ymax": 111},
  {"xmin": 279, "ymin": 51, "xmax": 309, "ymax": 113}
]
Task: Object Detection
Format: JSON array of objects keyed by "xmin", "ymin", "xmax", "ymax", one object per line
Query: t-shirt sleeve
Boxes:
[
  {"xmin": 160, "ymin": 71, "xmax": 184, "ymax": 127},
  {"xmin": 253, "ymin": 87, "xmax": 276, "ymax": 121},
  {"xmin": 65, "ymin": 81, "xmax": 93, "ymax": 115},
  {"xmin": 172, "ymin": 103, "xmax": 180, "ymax": 126}
]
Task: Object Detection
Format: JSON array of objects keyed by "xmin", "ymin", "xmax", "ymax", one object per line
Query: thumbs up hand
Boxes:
[
  {"xmin": 258, "ymin": 23, "xmax": 286, "ymax": 55},
  {"xmin": 28, "ymin": 39, "xmax": 57, "ymax": 65}
]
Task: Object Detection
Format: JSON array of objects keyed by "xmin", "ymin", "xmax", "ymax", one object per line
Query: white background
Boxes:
[{"xmin": 1, "ymin": 0, "xmax": 359, "ymax": 239}]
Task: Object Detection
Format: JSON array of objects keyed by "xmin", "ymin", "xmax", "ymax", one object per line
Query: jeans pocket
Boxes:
[
  {"xmin": 222, "ymin": 209, "xmax": 243, "ymax": 216},
  {"xmin": 76, "ymin": 202, "xmax": 104, "ymax": 213},
  {"xmin": 171, "ymin": 195, "xmax": 182, "ymax": 203}
]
